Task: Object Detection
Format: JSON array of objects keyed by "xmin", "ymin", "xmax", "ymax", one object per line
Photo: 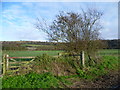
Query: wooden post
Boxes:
[
  {"xmin": 6, "ymin": 54, "xmax": 9, "ymax": 70},
  {"xmin": 3, "ymin": 54, "xmax": 6, "ymax": 75},
  {"xmin": 82, "ymin": 51, "xmax": 85, "ymax": 68}
]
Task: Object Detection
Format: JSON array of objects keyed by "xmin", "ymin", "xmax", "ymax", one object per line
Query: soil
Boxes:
[{"xmin": 69, "ymin": 70, "xmax": 120, "ymax": 89}]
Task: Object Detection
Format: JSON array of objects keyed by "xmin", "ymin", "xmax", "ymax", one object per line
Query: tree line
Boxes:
[{"xmin": 1, "ymin": 39, "xmax": 119, "ymax": 51}]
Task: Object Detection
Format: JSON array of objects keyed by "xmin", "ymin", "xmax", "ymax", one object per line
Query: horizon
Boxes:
[{"xmin": 0, "ymin": 38, "xmax": 119, "ymax": 42}]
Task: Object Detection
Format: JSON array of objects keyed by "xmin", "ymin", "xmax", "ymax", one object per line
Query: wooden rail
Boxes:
[
  {"xmin": 9, "ymin": 61, "xmax": 30, "ymax": 64},
  {"xmin": 7, "ymin": 57, "xmax": 35, "ymax": 59}
]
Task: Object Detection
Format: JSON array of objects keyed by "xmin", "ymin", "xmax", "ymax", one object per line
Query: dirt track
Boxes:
[{"xmin": 69, "ymin": 70, "xmax": 119, "ymax": 89}]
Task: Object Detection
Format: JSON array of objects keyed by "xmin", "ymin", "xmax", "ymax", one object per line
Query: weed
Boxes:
[{"xmin": 2, "ymin": 72, "xmax": 59, "ymax": 88}]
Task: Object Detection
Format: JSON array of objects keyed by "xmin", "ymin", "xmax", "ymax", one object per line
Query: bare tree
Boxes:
[{"xmin": 35, "ymin": 8, "xmax": 104, "ymax": 67}]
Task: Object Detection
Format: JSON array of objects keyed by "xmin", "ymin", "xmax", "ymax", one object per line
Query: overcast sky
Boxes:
[{"xmin": 0, "ymin": 2, "xmax": 118, "ymax": 41}]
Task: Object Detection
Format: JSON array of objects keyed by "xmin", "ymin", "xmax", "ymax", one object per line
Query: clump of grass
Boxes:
[
  {"xmin": 32, "ymin": 54, "xmax": 118, "ymax": 78},
  {"xmin": 99, "ymin": 56, "xmax": 118, "ymax": 70},
  {"xmin": 2, "ymin": 72, "xmax": 59, "ymax": 88},
  {"xmin": 73, "ymin": 55, "xmax": 118, "ymax": 80},
  {"xmin": 32, "ymin": 54, "xmax": 76, "ymax": 76},
  {"xmin": 34, "ymin": 53, "xmax": 55, "ymax": 65}
]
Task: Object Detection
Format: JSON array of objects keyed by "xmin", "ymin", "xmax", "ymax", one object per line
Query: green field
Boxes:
[
  {"xmin": 22, "ymin": 44, "xmax": 55, "ymax": 48},
  {"xmin": 98, "ymin": 49, "xmax": 118, "ymax": 56},
  {"xmin": 3, "ymin": 50, "xmax": 62, "ymax": 57},
  {"xmin": 21, "ymin": 44, "xmax": 45, "ymax": 47},
  {"xmin": 3, "ymin": 49, "xmax": 118, "ymax": 57}
]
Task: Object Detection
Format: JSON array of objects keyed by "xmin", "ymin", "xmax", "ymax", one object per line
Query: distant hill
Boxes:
[{"xmin": 1, "ymin": 39, "xmax": 119, "ymax": 50}]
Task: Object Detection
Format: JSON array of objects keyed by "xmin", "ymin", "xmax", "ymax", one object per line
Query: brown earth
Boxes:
[{"xmin": 69, "ymin": 70, "xmax": 119, "ymax": 89}]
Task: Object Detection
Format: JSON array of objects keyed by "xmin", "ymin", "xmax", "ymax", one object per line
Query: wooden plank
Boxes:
[
  {"xmin": 53, "ymin": 55, "xmax": 57, "ymax": 57},
  {"xmin": 29, "ymin": 58, "xmax": 35, "ymax": 62},
  {"xmin": 7, "ymin": 69, "xmax": 19, "ymax": 73},
  {"xmin": 9, "ymin": 66, "xmax": 21, "ymax": 68},
  {"xmin": 9, "ymin": 61, "xmax": 30, "ymax": 64},
  {"xmin": 7, "ymin": 57, "xmax": 35, "ymax": 59},
  {"xmin": 9, "ymin": 58, "xmax": 16, "ymax": 62}
]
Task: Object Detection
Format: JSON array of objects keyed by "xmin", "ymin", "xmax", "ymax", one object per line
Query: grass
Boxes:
[
  {"xmin": 2, "ymin": 49, "xmax": 118, "ymax": 62},
  {"xmin": 3, "ymin": 50, "xmax": 62, "ymax": 57},
  {"xmin": 2, "ymin": 72, "xmax": 60, "ymax": 88},
  {"xmin": 2, "ymin": 49, "xmax": 119, "ymax": 88},
  {"xmin": 2, "ymin": 54, "xmax": 119, "ymax": 88},
  {"xmin": 98, "ymin": 49, "xmax": 118, "ymax": 56},
  {"xmin": 21, "ymin": 44, "xmax": 44, "ymax": 47},
  {"xmin": 21, "ymin": 44, "xmax": 56, "ymax": 49},
  {"xmin": 21, "ymin": 44, "xmax": 54, "ymax": 47},
  {"xmin": 2, "ymin": 71, "xmax": 74, "ymax": 88},
  {"xmin": 3, "ymin": 49, "xmax": 118, "ymax": 57},
  {"xmin": 21, "ymin": 44, "xmax": 56, "ymax": 50}
]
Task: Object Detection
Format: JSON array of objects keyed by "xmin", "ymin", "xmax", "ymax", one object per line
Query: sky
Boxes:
[{"xmin": 0, "ymin": 1, "xmax": 118, "ymax": 41}]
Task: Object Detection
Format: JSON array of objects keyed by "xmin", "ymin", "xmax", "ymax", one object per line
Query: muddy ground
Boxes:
[{"xmin": 68, "ymin": 70, "xmax": 119, "ymax": 89}]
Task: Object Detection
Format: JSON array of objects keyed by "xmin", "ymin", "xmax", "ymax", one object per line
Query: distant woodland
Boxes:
[{"xmin": 1, "ymin": 39, "xmax": 119, "ymax": 50}]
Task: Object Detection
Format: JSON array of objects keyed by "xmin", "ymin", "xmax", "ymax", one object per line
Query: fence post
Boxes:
[
  {"xmin": 6, "ymin": 54, "xmax": 9, "ymax": 70},
  {"xmin": 3, "ymin": 54, "xmax": 6, "ymax": 75},
  {"xmin": 82, "ymin": 51, "xmax": 85, "ymax": 68}
]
